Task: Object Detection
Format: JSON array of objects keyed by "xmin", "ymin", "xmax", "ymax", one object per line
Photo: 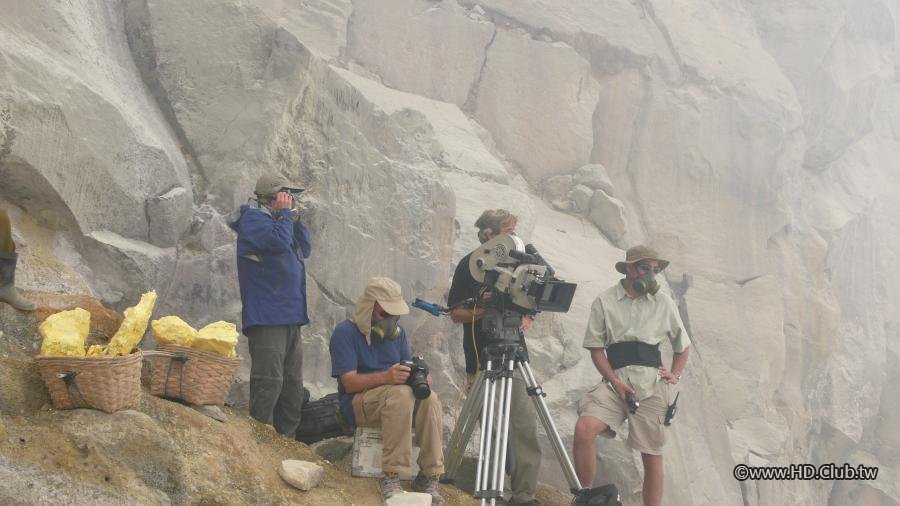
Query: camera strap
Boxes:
[{"xmin": 605, "ymin": 341, "xmax": 662, "ymax": 370}]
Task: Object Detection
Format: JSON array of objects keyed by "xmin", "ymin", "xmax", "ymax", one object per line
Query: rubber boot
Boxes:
[{"xmin": 0, "ymin": 252, "xmax": 36, "ymax": 311}]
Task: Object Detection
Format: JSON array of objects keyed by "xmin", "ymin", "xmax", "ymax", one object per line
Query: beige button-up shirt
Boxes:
[{"xmin": 583, "ymin": 282, "xmax": 691, "ymax": 400}]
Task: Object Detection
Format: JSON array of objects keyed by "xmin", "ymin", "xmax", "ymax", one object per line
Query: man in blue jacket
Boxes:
[{"xmin": 229, "ymin": 173, "xmax": 311, "ymax": 436}]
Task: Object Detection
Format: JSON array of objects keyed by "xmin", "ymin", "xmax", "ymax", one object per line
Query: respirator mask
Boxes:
[
  {"xmin": 371, "ymin": 316, "xmax": 400, "ymax": 342},
  {"xmin": 632, "ymin": 263, "xmax": 661, "ymax": 295}
]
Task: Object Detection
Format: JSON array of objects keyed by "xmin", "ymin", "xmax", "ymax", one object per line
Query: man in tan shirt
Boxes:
[{"xmin": 573, "ymin": 246, "xmax": 690, "ymax": 506}]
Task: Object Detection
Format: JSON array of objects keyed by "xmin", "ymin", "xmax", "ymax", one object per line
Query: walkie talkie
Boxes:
[
  {"xmin": 664, "ymin": 392, "xmax": 680, "ymax": 426},
  {"xmin": 624, "ymin": 379, "xmax": 639, "ymax": 414},
  {"xmin": 625, "ymin": 391, "xmax": 639, "ymax": 414}
]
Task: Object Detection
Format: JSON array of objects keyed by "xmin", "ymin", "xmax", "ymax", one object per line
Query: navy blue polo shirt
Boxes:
[{"xmin": 329, "ymin": 319, "xmax": 411, "ymax": 426}]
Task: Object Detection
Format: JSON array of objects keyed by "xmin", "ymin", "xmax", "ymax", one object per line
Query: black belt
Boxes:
[{"xmin": 606, "ymin": 341, "xmax": 662, "ymax": 370}]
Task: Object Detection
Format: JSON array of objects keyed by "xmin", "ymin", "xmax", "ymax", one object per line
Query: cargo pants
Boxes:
[
  {"xmin": 245, "ymin": 324, "xmax": 304, "ymax": 436},
  {"xmin": 352, "ymin": 384, "xmax": 445, "ymax": 478}
]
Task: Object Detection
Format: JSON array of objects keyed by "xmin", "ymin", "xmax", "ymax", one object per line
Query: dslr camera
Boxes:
[{"xmin": 400, "ymin": 356, "xmax": 431, "ymax": 400}]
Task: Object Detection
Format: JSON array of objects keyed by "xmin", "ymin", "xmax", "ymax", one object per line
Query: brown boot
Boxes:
[{"xmin": 0, "ymin": 252, "xmax": 36, "ymax": 311}]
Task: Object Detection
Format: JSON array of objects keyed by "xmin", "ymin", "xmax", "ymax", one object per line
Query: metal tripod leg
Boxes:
[
  {"xmin": 444, "ymin": 370, "xmax": 486, "ymax": 481},
  {"xmin": 444, "ymin": 346, "xmax": 586, "ymax": 502},
  {"xmin": 475, "ymin": 362, "xmax": 497, "ymax": 504},
  {"xmin": 491, "ymin": 358, "xmax": 515, "ymax": 504},
  {"xmin": 518, "ymin": 360, "xmax": 583, "ymax": 492},
  {"xmin": 479, "ymin": 355, "xmax": 514, "ymax": 506}
]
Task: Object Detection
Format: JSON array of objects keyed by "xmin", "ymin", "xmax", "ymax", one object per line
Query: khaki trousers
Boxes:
[
  {"xmin": 352, "ymin": 384, "xmax": 445, "ymax": 477},
  {"xmin": 0, "ymin": 209, "xmax": 14, "ymax": 254}
]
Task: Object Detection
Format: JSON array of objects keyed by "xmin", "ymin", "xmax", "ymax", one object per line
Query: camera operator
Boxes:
[
  {"xmin": 447, "ymin": 209, "xmax": 541, "ymax": 506},
  {"xmin": 329, "ymin": 277, "xmax": 445, "ymax": 505},
  {"xmin": 229, "ymin": 173, "xmax": 311, "ymax": 437},
  {"xmin": 573, "ymin": 246, "xmax": 691, "ymax": 506}
]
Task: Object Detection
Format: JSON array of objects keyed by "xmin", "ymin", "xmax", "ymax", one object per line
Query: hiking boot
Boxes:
[
  {"xmin": 379, "ymin": 473, "xmax": 403, "ymax": 503},
  {"xmin": 0, "ymin": 253, "xmax": 35, "ymax": 311},
  {"xmin": 411, "ymin": 473, "xmax": 444, "ymax": 505}
]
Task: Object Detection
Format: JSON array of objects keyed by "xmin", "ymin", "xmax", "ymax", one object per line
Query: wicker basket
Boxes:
[
  {"xmin": 148, "ymin": 344, "xmax": 241, "ymax": 406},
  {"xmin": 35, "ymin": 352, "xmax": 143, "ymax": 413}
]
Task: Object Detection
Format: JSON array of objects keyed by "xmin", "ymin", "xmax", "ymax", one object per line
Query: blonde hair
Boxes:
[{"xmin": 475, "ymin": 209, "xmax": 518, "ymax": 243}]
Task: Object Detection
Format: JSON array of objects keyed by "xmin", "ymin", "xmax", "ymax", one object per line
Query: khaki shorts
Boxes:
[{"xmin": 577, "ymin": 381, "xmax": 670, "ymax": 455}]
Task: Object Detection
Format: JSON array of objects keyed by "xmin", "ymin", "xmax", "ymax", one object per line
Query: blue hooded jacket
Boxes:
[{"xmin": 229, "ymin": 204, "xmax": 312, "ymax": 332}]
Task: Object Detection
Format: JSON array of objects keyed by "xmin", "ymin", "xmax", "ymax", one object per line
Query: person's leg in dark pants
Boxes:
[
  {"xmin": 272, "ymin": 324, "xmax": 304, "ymax": 436},
  {"xmin": 246, "ymin": 325, "xmax": 288, "ymax": 430},
  {"xmin": 0, "ymin": 208, "xmax": 35, "ymax": 311}
]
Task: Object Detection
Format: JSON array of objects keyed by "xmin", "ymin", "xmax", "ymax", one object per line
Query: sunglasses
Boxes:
[{"xmin": 636, "ymin": 263, "xmax": 661, "ymax": 275}]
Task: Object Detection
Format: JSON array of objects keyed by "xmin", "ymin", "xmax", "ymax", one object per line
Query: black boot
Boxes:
[{"xmin": 0, "ymin": 252, "xmax": 36, "ymax": 311}]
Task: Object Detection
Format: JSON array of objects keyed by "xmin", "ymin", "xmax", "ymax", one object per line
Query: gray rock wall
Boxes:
[{"xmin": 2, "ymin": 0, "xmax": 898, "ymax": 504}]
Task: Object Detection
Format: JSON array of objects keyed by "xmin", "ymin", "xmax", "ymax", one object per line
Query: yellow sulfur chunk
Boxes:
[
  {"xmin": 38, "ymin": 308, "xmax": 90, "ymax": 357},
  {"xmin": 151, "ymin": 316, "xmax": 197, "ymax": 347},
  {"xmin": 193, "ymin": 321, "xmax": 239, "ymax": 358},
  {"xmin": 106, "ymin": 290, "xmax": 158, "ymax": 356},
  {"xmin": 86, "ymin": 345, "xmax": 108, "ymax": 356}
]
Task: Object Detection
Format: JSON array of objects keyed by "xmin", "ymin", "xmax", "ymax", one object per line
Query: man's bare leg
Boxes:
[
  {"xmin": 573, "ymin": 416, "xmax": 609, "ymax": 487},
  {"xmin": 641, "ymin": 452, "xmax": 663, "ymax": 506}
]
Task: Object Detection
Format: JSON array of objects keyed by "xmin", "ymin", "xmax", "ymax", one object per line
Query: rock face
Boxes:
[{"xmin": 2, "ymin": 1, "xmax": 900, "ymax": 505}]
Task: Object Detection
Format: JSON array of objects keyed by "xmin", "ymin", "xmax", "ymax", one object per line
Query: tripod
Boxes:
[{"xmin": 443, "ymin": 309, "xmax": 582, "ymax": 505}]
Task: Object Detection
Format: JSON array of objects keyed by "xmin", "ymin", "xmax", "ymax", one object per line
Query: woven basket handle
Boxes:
[
  {"xmin": 143, "ymin": 350, "xmax": 189, "ymax": 399},
  {"xmin": 56, "ymin": 370, "xmax": 89, "ymax": 407},
  {"xmin": 142, "ymin": 350, "xmax": 181, "ymax": 359}
]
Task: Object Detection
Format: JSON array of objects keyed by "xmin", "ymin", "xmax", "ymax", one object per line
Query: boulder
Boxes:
[
  {"xmin": 311, "ymin": 436, "xmax": 354, "ymax": 463},
  {"xmin": 568, "ymin": 184, "xmax": 593, "ymax": 215},
  {"xmin": 573, "ymin": 164, "xmax": 615, "ymax": 195},
  {"xmin": 587, "ymin": 189, "xmax": 628, "ymax": 247},
  {"xmin": 279, "ymin": 460, "xmax": 325, "ymax": 491}
]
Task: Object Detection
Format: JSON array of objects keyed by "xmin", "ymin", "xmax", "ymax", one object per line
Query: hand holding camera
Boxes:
[
  {"xmin": 272, "ymin": 191, "xmax": 293, "ymax": 210},
  {"xmin": 386, "ymin": 362, "xmax": 411, "ymax": 384},
  {"xmin": 400, "ymin": 356, "xmax": 431, "ymax": 399}
]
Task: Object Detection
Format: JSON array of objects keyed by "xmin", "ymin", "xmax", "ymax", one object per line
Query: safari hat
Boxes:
[
  {"xmin": 352, "ymin": 277, "xmax": 410, "ymax": 344},
  {"xmin": 615, "ymin": 245, "xmax": 669, "ymax": 274}
]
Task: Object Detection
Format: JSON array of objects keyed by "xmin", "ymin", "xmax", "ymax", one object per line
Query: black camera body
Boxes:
[{"xmin": 401, "ymin": 356, "xmax": 431, "ymax": 399}]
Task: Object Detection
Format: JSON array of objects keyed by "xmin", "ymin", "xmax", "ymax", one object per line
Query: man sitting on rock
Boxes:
[
  {"xmin": 573, "ymin": 246, "xmax": 691, "ymax": 506},
  {"xmin": 329, "ymin": 277, "xmax": 445, "ymax": 505},
  {"xmin": 0, "ymin": 208, "xmax": 36, "ymax": 311}
]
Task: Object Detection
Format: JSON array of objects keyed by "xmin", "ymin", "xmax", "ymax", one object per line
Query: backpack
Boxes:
[
  {"xmin": 294, "ymin": 388, "xmax": 354, "ymax": 444},
  {"xmin": 572, "ymin": 484, "xmax": 622, "ymax": 506}
]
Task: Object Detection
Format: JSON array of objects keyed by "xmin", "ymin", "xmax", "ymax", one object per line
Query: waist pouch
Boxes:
[{"xmin": 606, "ymin": 341, "xmax": 662, "ymax": 370}]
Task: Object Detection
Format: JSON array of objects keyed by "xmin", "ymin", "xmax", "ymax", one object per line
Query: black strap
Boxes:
[
  {"xmin": 57, "ymin": 371, "xmax": 89, "ymax": 407},
  {"xmin": 163, "ymin": 353, "xmax": 189, "ymax": 399},
  {"xmin": 605, "ymin": 341, "xmax": 662, "ymax": 370}
]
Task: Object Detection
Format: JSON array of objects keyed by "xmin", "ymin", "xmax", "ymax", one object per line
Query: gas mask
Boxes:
[
  {"xmin": 370, "ymin": 316, "xmax": 400, "ymax": 342},
  {"xmin": 632, "ymin": 272, "xmax": 660, "ymax": 295}
]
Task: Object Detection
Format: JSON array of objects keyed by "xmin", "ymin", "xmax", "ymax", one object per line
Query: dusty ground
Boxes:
[{"xmin": 0, "ymin": 295, "xmax": 572, "ymax": 505}]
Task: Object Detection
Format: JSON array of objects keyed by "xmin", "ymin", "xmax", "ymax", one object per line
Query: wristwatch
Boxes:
[{"xmin": 675, "ymin": 372, "xmax": 683, "ymax": 381}]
